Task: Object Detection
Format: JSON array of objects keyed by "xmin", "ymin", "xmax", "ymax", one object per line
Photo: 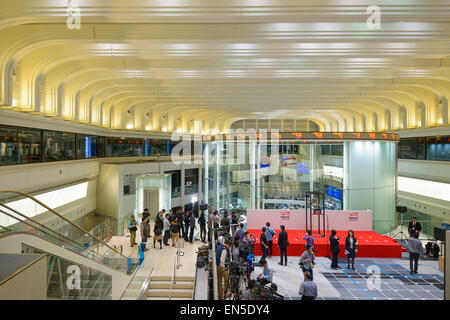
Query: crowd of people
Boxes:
[
  {"xmin": 127, "ymin": 207, "xmax": 209, "ymax": 251},
  {"xmin": 131, "ymin": 210, "xmax": 426, "ymax": 300}
]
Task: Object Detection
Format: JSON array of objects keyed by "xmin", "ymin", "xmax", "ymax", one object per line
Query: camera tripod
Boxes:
[{"xmin": 222, "ymin": 264, "xmax": 248, "ymax": 300}]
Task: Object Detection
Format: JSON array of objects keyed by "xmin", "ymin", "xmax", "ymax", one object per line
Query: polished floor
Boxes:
[{"xmin": 252, "ymin": 255, "xmax": 444, "ymax": 300}]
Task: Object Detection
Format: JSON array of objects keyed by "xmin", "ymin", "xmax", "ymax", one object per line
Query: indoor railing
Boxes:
[{"xmin": 0, "ymin": 190, "xmax": 133, "ymax": 273}]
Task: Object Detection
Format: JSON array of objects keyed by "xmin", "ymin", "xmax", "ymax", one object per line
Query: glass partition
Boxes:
[
  {"xmin": 105, "ymin": 138, "xmax": 133, "ymax": 157},
  {"xmin": 0, "ymin": 125, "xmax": 18, "ymax": 165},
  {"xmin": 17, "ymin": 127, "xmax": 42, "ymax": 164},
  {"xmin": 43, "ymin": 131, "xmax": 75, "ymax": 161},
  {"xmin": 76, "ymin": 134, "xmax": 104, "ymax": 159},
  {"xmin": 0, "ymin": 191, "xmax": 130, "ymax": 273}
]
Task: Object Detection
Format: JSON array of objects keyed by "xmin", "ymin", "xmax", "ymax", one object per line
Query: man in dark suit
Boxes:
[
  {"xmin": 408, "ymin": 217, "xmax": 422, "ymax": 237},
  {"xmin": 277, "ymin": 225, "xmax": 289, "ymax": 266},
  {"xmin": 329, "ymin": 230, "xmax": 341, "ymax": 269}
]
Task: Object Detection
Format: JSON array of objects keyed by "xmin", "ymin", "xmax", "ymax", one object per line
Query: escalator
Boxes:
[{"xmin": 0, "ymin": 191, "xmax": 137, "ymax": 299}]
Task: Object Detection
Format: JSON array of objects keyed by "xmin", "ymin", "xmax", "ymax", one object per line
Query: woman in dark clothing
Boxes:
[
  {"xmin": 153, "ymin": 219, "xmax": 163, "ymax": 249},
  {"xmin": 198, "ymin": 212, "xmax": 207, "ymax": 243},
  {"xmin": 345, "ymin": 230, "xmax": 358, "ymax": 270}
]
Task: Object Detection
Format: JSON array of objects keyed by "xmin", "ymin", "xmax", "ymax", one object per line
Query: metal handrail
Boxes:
[
  {"xmin": 211, "ymin": 228, "xmax": 219, "ymax": 300},
  {"xmin": 137, "ymin": 267, "xmax": 154, "ymax": 300},
  {"xmin": 169, "ymin": 255, "xmax": 176, "ymax": 300},
  {"xmin": 0, "ymin": 190, "xmax": 127, "ymax": 259}
]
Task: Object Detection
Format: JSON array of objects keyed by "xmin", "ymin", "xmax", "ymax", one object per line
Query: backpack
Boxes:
[{"xmin": 171, "ymin": 223, "xmax": 179, "ymax": 233}]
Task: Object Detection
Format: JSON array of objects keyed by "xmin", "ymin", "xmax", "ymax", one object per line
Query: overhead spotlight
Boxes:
[
  {"xmin": 162, "ymin": 128, "xmax": 168, "ymax": 132},
  {"xmin": 126, "ymin": 124, "xmax": 133, "ymax": 130},
  {"xmin": 145, "ymin": 126, "xmax": 152, "ymax": 131}
]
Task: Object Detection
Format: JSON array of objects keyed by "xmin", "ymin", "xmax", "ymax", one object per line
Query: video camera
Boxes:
[{"xmin": 252, "ymin": 282, "xmax": 284, "ymax": 300}]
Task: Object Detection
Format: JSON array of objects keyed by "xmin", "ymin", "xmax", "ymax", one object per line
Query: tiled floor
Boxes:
[{"xmin": 252, "ymin": 255, "xmax": 444, "ymax": 300}]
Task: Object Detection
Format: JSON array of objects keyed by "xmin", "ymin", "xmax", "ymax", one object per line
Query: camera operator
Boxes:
[
  {"xmin": 257, "ymin": 258, "xmax": 273, "ymax": 285},
  {"xmin": 216, "ymin": 238, "xmax": 232, "ymax": 299}
]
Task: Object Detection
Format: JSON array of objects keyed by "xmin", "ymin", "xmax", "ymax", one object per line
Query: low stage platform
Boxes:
[{"xmin": 248, "ymin": 229, "xmax": 405, "ymax": 258}]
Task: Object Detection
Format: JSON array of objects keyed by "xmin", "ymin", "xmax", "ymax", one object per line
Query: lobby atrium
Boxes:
[{"xmin": 0, "ymin": 1, "xmax": 449, "ymax": 302}]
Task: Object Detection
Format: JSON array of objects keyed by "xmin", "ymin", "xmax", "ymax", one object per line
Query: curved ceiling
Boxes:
[{"xmin": 1, "ymin": 0, "xmax": 450, "ymax": 134}]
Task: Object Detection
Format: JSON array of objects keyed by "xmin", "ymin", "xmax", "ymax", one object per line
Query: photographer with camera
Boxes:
[
  {"xmin": 257, "ymin": 258, "xmax": 273, "ymax": 285},
  {"xmin": 299, "ymin": 244, "xmax": 316, "ymax": 280}
]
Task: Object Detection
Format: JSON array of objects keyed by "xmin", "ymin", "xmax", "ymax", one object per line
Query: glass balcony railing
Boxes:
[{"xmin": 0, "ymin": 191, "xmax": 132, "ymax": 274}]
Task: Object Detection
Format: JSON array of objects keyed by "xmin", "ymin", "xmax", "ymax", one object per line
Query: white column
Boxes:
[
  {"xmin": 256, "ymin": 143, "xmax": 261, "ymax": 209},
  {"xmin": 203, "ymin": 143, "xmax": 209, "ymax": 215},
  {"xmin": 216, "ymin": 142, "xmax": 221, "ymax": 210},
  {"xmin": 249, "ymin": 141, "xmax": 256, "ymax": 209}
]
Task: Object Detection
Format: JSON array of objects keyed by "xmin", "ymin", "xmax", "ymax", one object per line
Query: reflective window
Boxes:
[
  {"xmin": 18, "ymin": 128, "xmax": 42, "ymax": 164},
  {"xmin": 166, "ymin": 170, "xmax": 181, "ymax": 198},
  {"xmin": 185, "ymin": 168, "xmax": 199, "ymax": 195},
  {"xmin": 0, "ymin": 125, "xmax": 18, "ymax": 166},
  {"xmin": 150, "ymin": 139, "xmax": 167, "ymax": 156},
  {"xmin": 105, "ymin": 138, "xmax": 133, "ymax": 157},
  {"xmin": 43, "ymin": 131, "xmax": 75, "ymax": 162},
  {"xmin": 398, "ymin": 137, "xmax": 425, "ymax": 159},
  {"xmin": 133, "ymin": 139, "xmax": 146, "ymax": 156},
  {"xmin": 76, "ymin": 134, "xmax": 104, "ymax": 159}
]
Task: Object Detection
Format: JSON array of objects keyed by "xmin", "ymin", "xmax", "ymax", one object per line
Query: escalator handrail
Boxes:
[{"xmin": 0, "ymin": 190, "xmax": 127, "ymax": 259}]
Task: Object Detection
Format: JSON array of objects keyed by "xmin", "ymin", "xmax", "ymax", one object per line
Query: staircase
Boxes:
[{"xmin": 147, "ymin": 275, "xmax": 195, "ymax": 300}]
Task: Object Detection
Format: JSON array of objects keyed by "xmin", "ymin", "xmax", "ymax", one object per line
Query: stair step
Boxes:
[
  {"xmin": 147, "ymin": 297, "xmax": 192, "ymax": 300},
  {"xmin": 151, "ymin": 275, "xmax": 195, "ymax": 282},
  {"xmin": 148, "ymin": 289, "xmax": 193, "ymax": 298},
  {"xmin": 149, "ymin": 282, "xmax": 194, "ymax": 290}
]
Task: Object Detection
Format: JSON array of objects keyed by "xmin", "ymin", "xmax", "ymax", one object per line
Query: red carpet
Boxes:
[{"xmin": 248, "ymin": 230, "xmax": 405, "ymax": 258}]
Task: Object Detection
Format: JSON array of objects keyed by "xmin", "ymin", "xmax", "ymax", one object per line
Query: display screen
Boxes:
[{"xmin": 326, "ymin": 185, "xmax": 343, "ymax": 201}]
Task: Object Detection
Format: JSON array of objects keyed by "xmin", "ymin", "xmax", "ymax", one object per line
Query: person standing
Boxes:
[
  {"xmin": 207, "ymin": 211, "xmax": 217, "ymax": 242},
  {"xmin": 299, "ymin": 245, "xmax": 315, "ymax": 280},
  {"xmin": 198, "ymin": 212, "xmax": 207, "ymax": 243},
  {"xmin": 221, "ymin": 212, "xmax": 230, "ymax": 234},
  {"xmin": 260, "ymin": 227, "xmax": 269, "ymax": 260},
  {"xmin": 231, "ymin": 211, "xmax": 239, "ymax": 236},
  {"xmin": 216, "ymin": 239, "xmax": 232, "ymax": 299},
  {"xmin": 303, "ymin": 230, "xmax": 318, "ymax": 253},
  {"xmin": 329, "ymin": 230, "xmax": 341, "ymax": 269},
  {"xmin": 176, "ymin": 209, "xmax": 184, "ymax": 238},
  {"xmin": 232, "ymin": 240, "xmax": 241, "ymax": 262},
  {"xmin": 265, "ymin": 222, "xmax": 276, "ymax": 257},
  {"xmin": 408, "ymin": 217, "xmax": 422, "ymax": 237},
  {"xmin": 140, "ymin": 209, "xmax": 151, "ymax": 251},
  {"xmin": 189, "ymin": 211, "xmax": 196, "ymax": 243},
  {"xmin": 128, "ymin": 215, "xmax": 138, "ymax": 247},
  {"xmin": 408, "ymin": 232, "xmax": 423, "ymax": 275},
  {"xmin": 163, "ymin": 213, "xmax": 171, "ymax": 246},
  {"xmin": 277, "ymin": 225, "xmax": 289, "ymax": 266},
  {"xmin": 171, "ymin": 220, "xmax": 180, "ymax": 247},
  {"xmin": 345, "ymin": 230, "xmax": 358, "ymax": 270},
  {"xmin": 299, "ymin": 272, "xmax": 318, "ymax": 300},
  {"xmin": 234, "ymin": 223, "xmax": 246, "ymax": 241},
  {"xmin": 184, "ymin": 210, "xmax": 190, "ymax": 241},
  {"xmin": 153, "ymin": 218, "xmax": 163, "ymax": 249}
]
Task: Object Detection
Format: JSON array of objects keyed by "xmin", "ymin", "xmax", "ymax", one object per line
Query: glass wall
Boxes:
[
  {"xmin": 76, "ymin": 134, "xmax": 104, "ymax": 159},
  {"xmin": 398, "ymin": 136, "xmax": 450, "ymax": 161},
  {"xmin": 105, "ymin": 138, "xmax": 133, "ymax": 157},
  {"xmin": 43, "ymin": 131, "xmax": 75, "ymax": 161},
  {"xmin": 185, "ymin": 168, "xmax": 199, "ymax": 195},
  {"xmin": 133, "ymin": 138, "xmax": 146, "ymax": 156},
  {"xmin": 0, "ymin": 126, "xmax": 18, "ymax": 165},
  {"xmin": 150, "ymin": 139, "xmax": 168, "ymax": 156},
  {"xmin": 166, "ymin": 170, "xmax": 181, "ymax": 198}
]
